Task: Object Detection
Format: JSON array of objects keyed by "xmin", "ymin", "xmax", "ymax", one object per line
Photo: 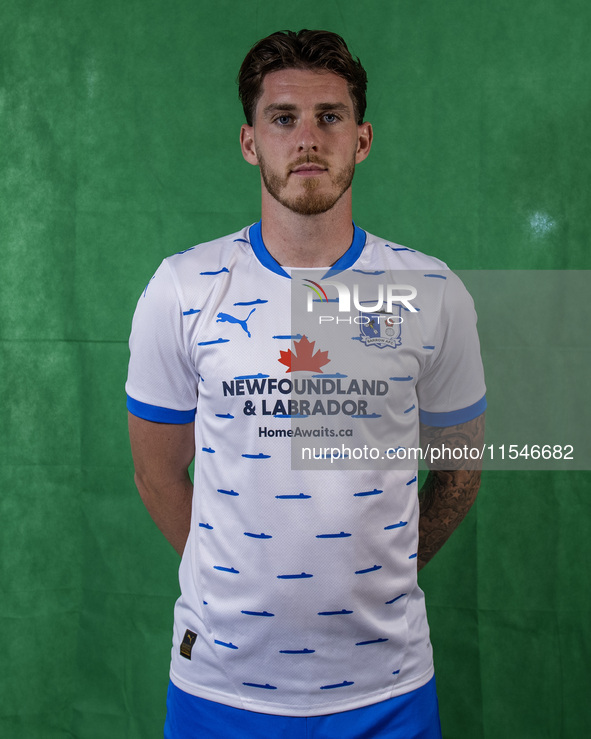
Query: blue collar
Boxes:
[{"xmin": 248, "ymin": 221, "xmax": 367, "ymax": 279}]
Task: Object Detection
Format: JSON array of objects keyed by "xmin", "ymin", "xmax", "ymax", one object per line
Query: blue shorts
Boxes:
[{"xmin": 164, "ymin": 676, "xmax": 442, "ymax": 738}]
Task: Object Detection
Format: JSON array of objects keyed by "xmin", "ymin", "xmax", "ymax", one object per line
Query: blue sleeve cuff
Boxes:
[
  {"xmin": 126, "ymin": 395, "xmax": 196, "ymax": 424},
  {"xmin": 419, "ymin": 395, "xmax": 486, "ymax": 428}
]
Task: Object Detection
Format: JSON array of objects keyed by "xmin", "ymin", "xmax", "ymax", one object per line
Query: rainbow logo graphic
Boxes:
[{"xmin": 303, "ymin": 279, "xmax": 329, "ymax": 303}]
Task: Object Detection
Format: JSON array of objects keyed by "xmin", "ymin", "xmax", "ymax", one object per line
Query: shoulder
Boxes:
[
  {"xmin": 360, "ymin": 229, "xmax": 449, "ymax": 271},
  {"xmin": 163, "ymin": 225, "xmax": 253, "ymax": 272},
  {"xmin": 357, "ymin": 228, "xmax": 476, "ymax": 312},
  {"xmin": 134, "ymin": 226, "xmax": 255, "ymax": 313},
  {"xmin": 146, "ymin": 225, "xmax": 256, "ymax": 302}
]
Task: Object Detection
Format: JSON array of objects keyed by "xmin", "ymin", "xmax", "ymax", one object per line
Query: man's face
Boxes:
[{"xmin": 241, "ymin": 68, "xmax": 372, "ymax": 216}]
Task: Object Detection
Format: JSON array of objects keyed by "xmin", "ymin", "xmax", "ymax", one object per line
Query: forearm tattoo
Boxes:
[{"xmin": 417, "ymin": 413, "xmax": 485, "ymax": 570}]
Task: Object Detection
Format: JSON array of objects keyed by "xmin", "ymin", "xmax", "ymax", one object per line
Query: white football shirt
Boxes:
[{"xmin": 126, "ymin": 223, "xmax": 486, "ymax": 716}]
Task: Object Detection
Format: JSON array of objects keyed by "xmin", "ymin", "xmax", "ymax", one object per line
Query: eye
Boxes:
[
  {"xmin": 321, "ymin": 113, "xmax": 340, "ymax": 124},
  {"xmin": 274, "ymin": 114, "xmax": 293, "ymax": 126}
]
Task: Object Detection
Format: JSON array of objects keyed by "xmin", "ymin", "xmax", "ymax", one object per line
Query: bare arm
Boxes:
[
  {"xmin": 417, "ymin": 412, "xmax": 485, "ymax": 570},
  {"xmin": 128, "ymin": 412, "xmax": 195, "ymax": 556}
]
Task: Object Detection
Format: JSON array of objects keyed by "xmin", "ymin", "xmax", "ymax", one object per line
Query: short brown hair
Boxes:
[{"xmin": 238, "ymin": 29, "xmax": 367, "ymax": 125}]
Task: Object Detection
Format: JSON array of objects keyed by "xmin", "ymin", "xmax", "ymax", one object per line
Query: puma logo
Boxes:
[
  {"xmin": 216, "ymin": 308, "xmax": 256, "ymax": 337},
  {"xmin": 180, "ymin": 629, "xmax": 198, "ymax": 659}
]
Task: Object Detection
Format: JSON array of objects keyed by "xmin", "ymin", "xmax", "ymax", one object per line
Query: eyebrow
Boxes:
[{"xmin": 262, "ymin": 102, "xmax": 351, "ymax": 117}]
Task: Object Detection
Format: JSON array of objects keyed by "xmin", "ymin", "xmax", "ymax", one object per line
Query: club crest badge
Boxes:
[{"xmin": 357, "ymin": 306, "xmax": 403, "ymax": 349}]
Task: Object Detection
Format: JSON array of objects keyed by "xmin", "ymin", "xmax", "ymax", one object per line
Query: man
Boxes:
[{"xmin": 126, "ymin": 29, "xmax": 485, "ymax": 738}]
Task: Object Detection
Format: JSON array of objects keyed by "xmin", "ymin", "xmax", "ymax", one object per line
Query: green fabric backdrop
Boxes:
[{"xmin": 1, "ymin": 1, "xmax": 589, "ymax": 737}]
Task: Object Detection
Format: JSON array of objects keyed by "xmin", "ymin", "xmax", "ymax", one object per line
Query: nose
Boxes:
[{"xmin": 298, "ymin": 119, "xmax": 318, "ymax": 152}]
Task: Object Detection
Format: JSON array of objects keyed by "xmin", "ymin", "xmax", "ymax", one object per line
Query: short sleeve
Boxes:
[
  {"xmin": 125, "ymin": 260, "xmax": 198, "ymax": 423},
  {"xmin": 416, "ymin": 272, "xmax": 486, "ymax": 427}
]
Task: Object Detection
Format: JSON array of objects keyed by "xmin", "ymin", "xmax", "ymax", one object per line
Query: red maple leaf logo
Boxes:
[{"xmin": 278, "ymin": 335, "xmax": 330, "ymax": 373}]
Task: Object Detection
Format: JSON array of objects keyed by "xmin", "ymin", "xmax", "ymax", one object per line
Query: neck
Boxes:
[{"xmin": 259, "ymin": 188, "xmax": 355, "ymax": 268}]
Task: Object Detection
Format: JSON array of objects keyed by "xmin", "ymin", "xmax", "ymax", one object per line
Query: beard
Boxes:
[{"xmin": 258, "ymin": 154, "xmax": 356, "ymax": 216}]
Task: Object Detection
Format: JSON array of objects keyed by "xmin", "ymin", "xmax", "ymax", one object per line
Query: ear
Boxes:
[
  {"xmin": 240, "ymin": 124, "xmax": 258, "ymax": 166},
  {"xmin": 355, "ymin": 122, "xmax": 373, "ymax": 164}
]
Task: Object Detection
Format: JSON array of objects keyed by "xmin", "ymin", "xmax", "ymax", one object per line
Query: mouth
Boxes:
[{"xmin": 290, "ymin": 163, "xmax": 328, "ymax": 176}]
